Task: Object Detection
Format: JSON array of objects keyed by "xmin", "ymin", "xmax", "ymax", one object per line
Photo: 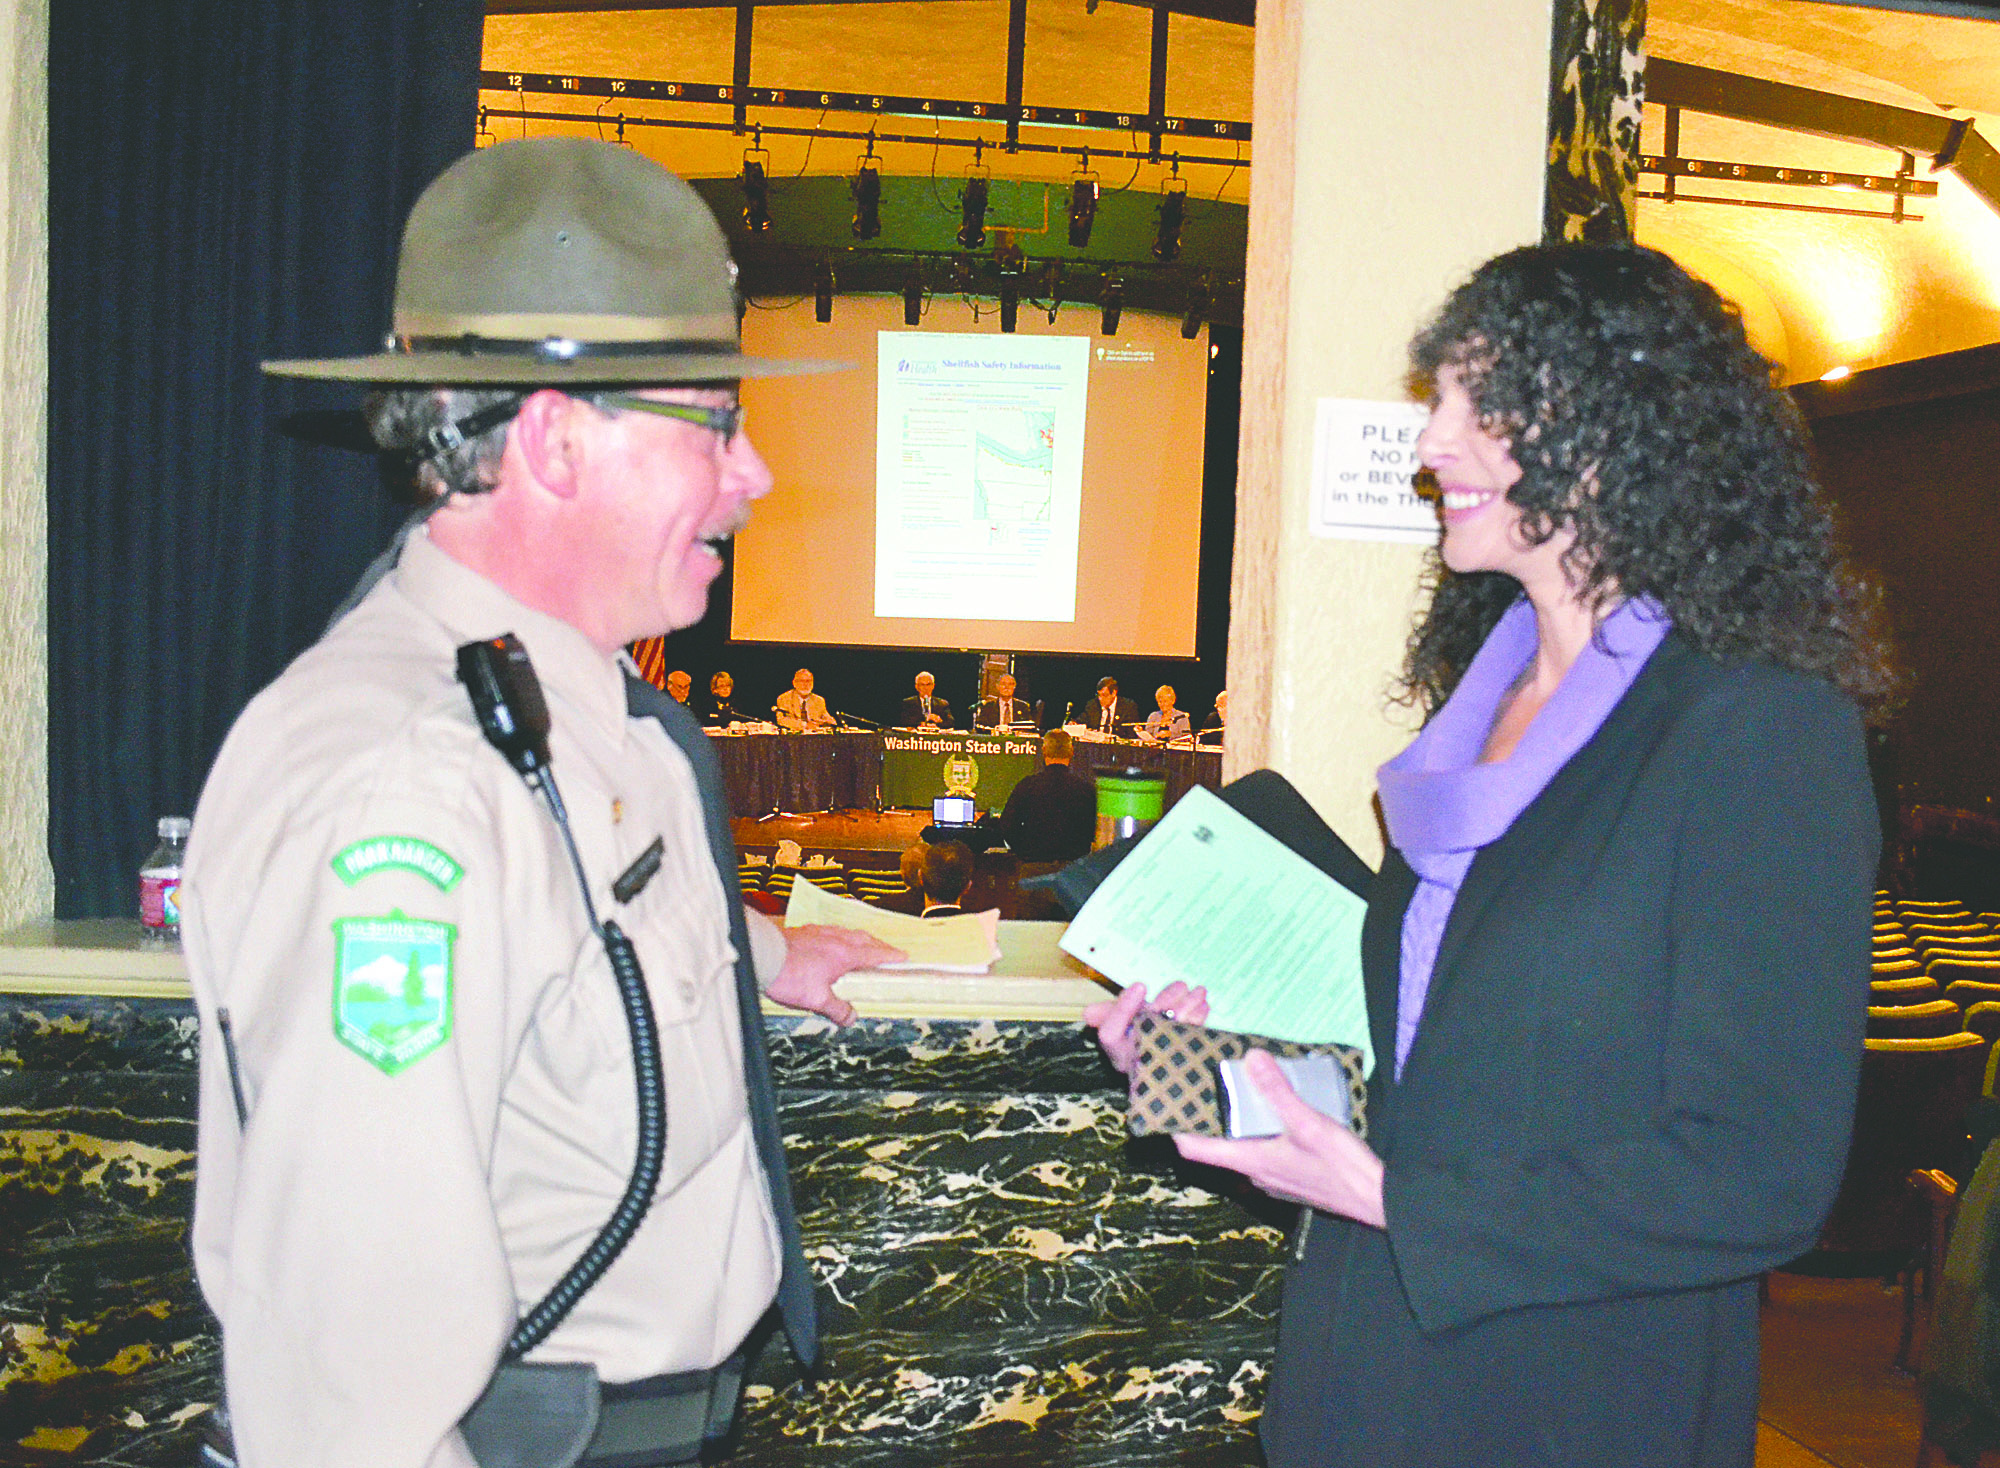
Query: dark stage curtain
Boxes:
[{"xmin": 48, "ymin": 0, "xmax": 482, "ymax": 916}]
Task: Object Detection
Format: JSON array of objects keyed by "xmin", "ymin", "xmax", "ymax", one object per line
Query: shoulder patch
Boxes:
[
  {"xmin": 332, "ymin": 913, "xmax": 456, "ymax": 1076},
  {"xmin": 331, "ymin": 836, "xmax": 463, "ymax": 892}
]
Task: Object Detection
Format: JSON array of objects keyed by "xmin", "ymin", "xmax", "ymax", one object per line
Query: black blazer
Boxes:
[
  {"xmin": 1262, "ymin": 636, "xmax": 1878, "ymax": 1468},
  {"xmin": 900, "ymin": 694, "xmax": 953, "ymax": 727},
  {"xmin": 1085, "ymin": 695, "xmax": 1139, "ymax": 736},
  {"xmin": 973, "ymin": 696, "xmax": 1041, "ymax": 730}
]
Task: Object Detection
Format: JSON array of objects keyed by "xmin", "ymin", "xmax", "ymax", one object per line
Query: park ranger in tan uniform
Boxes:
[{"xmin": 182, "ymin": 139, "xmax": 896, "ymax": 1468}]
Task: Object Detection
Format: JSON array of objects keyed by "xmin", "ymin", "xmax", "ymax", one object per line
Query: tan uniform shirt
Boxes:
[{"xmin": 183, "ymin": 531, "xmax": 790, "ymax": 1468}]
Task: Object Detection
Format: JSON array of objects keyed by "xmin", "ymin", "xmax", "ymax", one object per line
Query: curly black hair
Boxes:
[{"xmin": 1399, "ymin": 242, "xmax": 1894, "ymax": 716}]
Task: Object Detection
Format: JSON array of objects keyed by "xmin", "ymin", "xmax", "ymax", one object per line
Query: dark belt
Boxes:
[
  {"xmin": 198, "ymin": 1350, "xmax": 748, "ymax": 1468},
  {"xmin": 587, "ymin": 1352, "xmax": 748, "ymax": 1468}
]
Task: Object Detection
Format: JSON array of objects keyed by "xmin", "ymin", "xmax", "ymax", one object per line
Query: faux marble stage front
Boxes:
[{"xmin": 2, "ymin": 1000, "xmax": 1292, "ymax": 1465}]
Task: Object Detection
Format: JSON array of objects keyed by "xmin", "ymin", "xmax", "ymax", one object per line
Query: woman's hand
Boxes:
[
  {"xmin": 1174, "ymin": 1049, "xmax": 1387, "ymax": 1228},
  {"xmin": 1083, "ymin": 980, "xmax": 1210, "ymax": 1075}
]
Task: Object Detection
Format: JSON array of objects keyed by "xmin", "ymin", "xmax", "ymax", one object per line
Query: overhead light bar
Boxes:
[
  {"xmin": 1099, "ymin": 277, "xmax": 1123, "ymax": 336},
  {"xmin": 1154, "ymin": 160, "xmax": 1187, "ymax": 263},
  {"xmin": 851, "ymin": 137, "xmax": 882, "ymax": 240},
  {"xmin": 1181, "ymin": 276, "xmax": 1209, "ymax": 340},
  {"xmin": 814, "ymin": 257, "xmax": 835, "ymax": 323},
  {"xmin": 959, "ymin": 142, "xmax": 992, "ymax": 251},
  {"xmin": 1068, "ymin": 154, "xmax": 1100, "ymax": 247},
  {"xmin": 740, "ymin": 133, "xmax": 772, "ymax": 234}
]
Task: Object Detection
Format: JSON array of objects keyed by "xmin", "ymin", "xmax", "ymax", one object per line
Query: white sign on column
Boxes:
[{"xmin": 1308, "ymin": 399, "xmax": 1437, "ymax": 544}]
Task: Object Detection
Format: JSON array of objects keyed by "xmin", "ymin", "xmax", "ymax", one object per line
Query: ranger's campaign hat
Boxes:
[{"xmin": 264, "ymin": 137, "xmax": 836, "ymax": 384}]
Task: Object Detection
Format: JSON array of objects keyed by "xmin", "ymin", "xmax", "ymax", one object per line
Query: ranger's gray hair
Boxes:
[{"xmin": 362, "ymin": 388, "xmax": 519, "ymax": 500}]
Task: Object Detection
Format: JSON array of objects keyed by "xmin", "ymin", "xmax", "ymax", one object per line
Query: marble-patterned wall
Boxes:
[
  {"xmin": 1545, "ymin": 0, "xmax": 1647, "ymax": 243},
  {"xmin": 2, "ymin": 1000, "xmax": 1289, "ymax": 1465}
]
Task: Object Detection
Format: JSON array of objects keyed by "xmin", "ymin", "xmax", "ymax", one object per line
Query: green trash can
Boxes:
[{"xmin": 1094, "ymin": 767, "xmax": 1167, "ymax": 850}]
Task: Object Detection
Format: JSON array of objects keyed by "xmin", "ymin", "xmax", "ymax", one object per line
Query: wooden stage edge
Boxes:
[{"xmin": 730, "ymin": 809, "xmax": 932, "ymax": 852}]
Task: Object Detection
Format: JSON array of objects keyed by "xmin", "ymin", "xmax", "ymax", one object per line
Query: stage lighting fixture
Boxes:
[
  {"xmin": 999, "ymin": 281, "xmax": 1020, "ymax": 334},
  {"xmin": 1068, "ymin": 172, "xmax": 1099, "ymax": 247},
  {"xmin": 902, "ymin": 266, "xmax": 925, "ymax": 326},
  {"xmin": 814, "ymin": 258, "xmax": 835, "ymax": 324},
  {"xmin": 1153, "ymin": 177, "xmax": 1188, "ymax": 262},
  {"xmin": 958, "ymin": 172, "xmax": 991, "ymax": 250},
  {"xmin": 1099, "ymin": 277, "xmax": 1123, "ymax": 336},
  {"xmin": 851, "ymin": 156, "xmax": 882, "ymax": 240},
  {"xmin": 1181, "ymin": 277, "xmax": 1209, "ymax": 340},
  {"xmin": 740, "ymin": 153, "xmax": 772, "ymax": 234}
]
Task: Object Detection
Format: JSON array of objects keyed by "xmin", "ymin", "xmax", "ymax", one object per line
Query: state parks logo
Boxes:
[{"xmin": 332, "ymin": 913, "xmax": 456, "ymax": 1076}]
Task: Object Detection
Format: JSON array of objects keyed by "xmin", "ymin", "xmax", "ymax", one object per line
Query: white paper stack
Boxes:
[{"xmin": 783, "ymin": 876, "xmax": 1002, "ymax": 973}]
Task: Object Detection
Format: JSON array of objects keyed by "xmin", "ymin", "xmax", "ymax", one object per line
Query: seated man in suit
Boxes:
[
  {"xmin": 1000, "ymin": 729, "xmax": 1097, "ymax": 866},
  {"xmin": 919, "ymin": 840, "xmax": 974, "ymax": 918},
  {"xmin": 1198, "ymin": 688, "xmax": 1227, "ymax": 743},
  {"xmin": 665, "ymin": 669, "xmax": 693, "ymax": 706},
  {"xmin": 1081, "ymin": 677, "xmax": 1140, "ymax": 738},
  {"xmin": 973, "ymin": 673, "xmax": 1038, "ymax": 731},
  {"xmin": 900, "ymin": 671, "xmax": 953, "ymax": 729},
  {"xmin": 705, "ymin": 670, "xmax": 747, "ymax": 725},
  {"xmin": 774, "ymin": 667, "xmax": 836, "ymax": 730},
  {"xmin": 1142, "ymin": 685, "xmax": 1193, "ymax": 742}
]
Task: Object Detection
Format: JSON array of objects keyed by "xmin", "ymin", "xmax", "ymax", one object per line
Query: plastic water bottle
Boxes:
[{"xmin": 139, "ymin": 816, "xmax": 191, "ymax": 939}]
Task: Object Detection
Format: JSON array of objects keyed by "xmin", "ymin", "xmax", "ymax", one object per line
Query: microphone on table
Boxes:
[
  {"xmin": 834, "ymin": 710, "xmax": 881, "ymax": 730},
  {"xmin": 1061, "ymin": 701, "xmax": 1073, "ymax": 726}
]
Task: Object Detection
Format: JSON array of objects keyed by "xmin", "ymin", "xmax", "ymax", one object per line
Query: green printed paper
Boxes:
[{"xmin": 1058, "ymin": 785, "xmax": 1374, "ymax": 1075}]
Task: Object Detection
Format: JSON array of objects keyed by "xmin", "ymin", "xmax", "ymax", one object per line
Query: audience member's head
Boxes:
[
  {"xmin": 666, "ymin": 670, "xmax": 692, "ymax": 703},
  {"xmin": 1041, "ymin": 729, "xmax": 1075, "ymax": 766},
  {"xmin": 921, "ymin": 840, "xmax": 975, "ymax": 905},
  {"xmin": 900, "ymin": 841, "xmax": 929, "ymax": 892}
]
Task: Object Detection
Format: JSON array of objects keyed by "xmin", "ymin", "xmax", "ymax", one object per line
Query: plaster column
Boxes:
[
  {"xmin": 1227, "ymin": 0, "xmax": 1554, "ymax": 863},
  {"xmin": 0, "ymin": 0, "xmax": 50, "ymax": 922}
]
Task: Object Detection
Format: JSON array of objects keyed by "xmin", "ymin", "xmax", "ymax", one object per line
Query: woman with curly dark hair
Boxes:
[{"xmin": 1093, "ymin": 242, "xmax": 1885, "ymax": 1466}]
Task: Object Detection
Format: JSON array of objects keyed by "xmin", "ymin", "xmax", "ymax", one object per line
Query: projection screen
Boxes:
[{"xmin": 731, "ymin": 294, "xmax": 1208, "ymax": 657}]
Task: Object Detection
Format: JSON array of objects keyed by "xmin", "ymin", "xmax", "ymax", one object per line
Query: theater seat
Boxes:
[
  {"xmin": 801, "ymin": 868, "xmax": 851, "ymax": 897},
  {"xmin": 1869, "ymin": 1001, "xmax": 1965, "ymax": 1040},
  {"xmin": 1816, "ymin": 1033, "xmax": 1988, "ymax": 1261},
  {"xmin": 1875, "ymin": 976, "xmax": 1944, "ymax": 1006},
  {"xmin": 1944, "ymin": 981, "xmax": 2000, "ymax": 1011},
  {"xmin": 848, "ymin": 870, "xmax": 912, "ymax": 905}
]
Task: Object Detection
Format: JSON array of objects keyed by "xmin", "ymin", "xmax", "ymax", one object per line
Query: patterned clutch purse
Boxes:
[{"xmin": 1127, "ymin": 1011, "xmax": 1369, "ymax": 1140}]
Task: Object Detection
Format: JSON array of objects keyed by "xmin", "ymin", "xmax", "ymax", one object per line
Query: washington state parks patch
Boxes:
[
  {"xmin": 332, "ymin": 914, "xmax": 456, "ymax": 1075},
  {"xmin": 330, "ymin": 836, "xmax": 463, "ymax": 892}
]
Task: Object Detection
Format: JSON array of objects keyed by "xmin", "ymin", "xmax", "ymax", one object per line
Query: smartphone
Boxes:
[{"xmin": 1218, "ymin": 1053, "xmax": 1353, "ymax": 1138}]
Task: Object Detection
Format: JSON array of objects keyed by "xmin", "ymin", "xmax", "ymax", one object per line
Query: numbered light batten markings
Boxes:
[{"xmin": 478, "ymin": 72, "xmax": 1251, "ymax": 141}]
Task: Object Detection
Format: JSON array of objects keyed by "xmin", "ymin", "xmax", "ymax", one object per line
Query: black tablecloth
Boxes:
[{"xmin": 707, "ymin": 731, "xmax": 880, "ymax": 817}]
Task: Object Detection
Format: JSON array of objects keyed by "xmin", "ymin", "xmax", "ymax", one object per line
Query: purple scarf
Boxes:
[{"xmin": 1376, "ymin": 596, "xmax": 1670, "ymax": 1077}]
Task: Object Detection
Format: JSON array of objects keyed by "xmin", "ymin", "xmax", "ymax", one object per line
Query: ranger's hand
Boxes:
[{"xmin": 767, "ymin": 924, "xmax": 903, "ymax": 1026}]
